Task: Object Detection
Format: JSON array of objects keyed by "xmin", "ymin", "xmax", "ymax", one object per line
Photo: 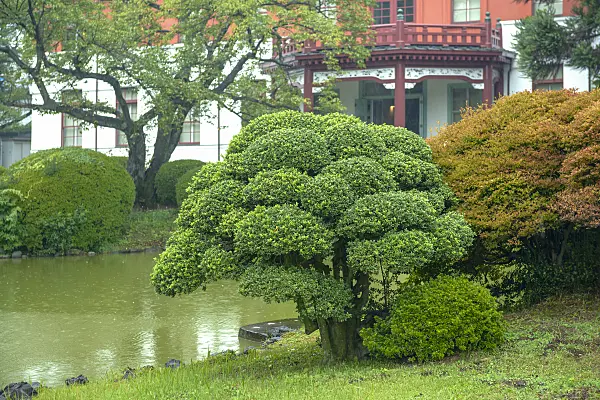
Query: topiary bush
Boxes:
[
  {"xmin": 361, "ymin": 276, "xmax": 505, "ymax": 362},
  {"xmin": 175, "ymin": 165, "xmax": 205, "ymax": 206},
  {"xmin": 155, "ymin": 159, "xmax": 205, "ymax": 206},
  {"xmin": 7, "ymin": 148, "xmax": 135, "ymax": 254},
  {"xmin": 429, "ymin": 89, "xmax": 600, "ymax": 303},
  {"xmin": 152, "ymin": 111, "xmax": 474, "ymax": 360}
]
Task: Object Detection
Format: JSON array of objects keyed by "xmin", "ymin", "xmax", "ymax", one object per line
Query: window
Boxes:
[
  {"xmin": 373, "ymin": 1, "xmax": 415, "ymax": 24},
  {"xmin": 179, "ymin": 111, "xmax": 200, "ymax": 144},
  {"xmin": 116, "ymin": 88, "xmax": 138, "ymax": 147},
  {"xmin": 374, "ymin": 1, "xmax": 392, "ymax": 24},
  {"xmin": 397, "ymin": 0, "xmax": 415, "ymax": 22},
  {"xmin": 534, "ymin": 0, "xmax": 563, "ymax": 15},
  {"xmin": 453, "ymin": 0, "xmax": 481, "ymax": 23},
  {"xmin": 533, "ymin": 66, "xmax": 564, "ymax": 91},
  {"xmin": 450, "ymin": 86, "xmax": 482, "ymax": 123},
  {"xmin": 318, "ymin": 0, "xmax": 337, "ymax": 19},
  {"xmin": 62, "ymin": 90, "xmax": 82, "ymax": 147}
]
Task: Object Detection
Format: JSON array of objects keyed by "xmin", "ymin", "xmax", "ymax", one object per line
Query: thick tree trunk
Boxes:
[
  {"xmin": 127, "ymin": 118, "xmax": 186, "ymax": 207},
  {"xmin": 317, "ymin": 316, "xmax": 365, "ymax": 361}
]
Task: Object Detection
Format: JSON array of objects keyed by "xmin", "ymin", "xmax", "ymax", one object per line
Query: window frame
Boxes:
[
  {"xmin": 115, "ymin": 88, "xmax": 138, "ymax": 148},
  {"xmin": 448, "ymin": 83, "xmax": 483, "ymax": 124},
  {"xmin": 532, "ymin": 65, "xmax": 564, "ymax": 91},
  {"xmin": 61, "ymin": 90, "xmax": 83, "ymax": 148},
  {"xmin": 179, "ymin": 111, "xmax": 201, "ymax": 145},
  {"xmin": 533, "ymin": 0, "xmax": 564, "ymax": 16},
  {"xmin": 373, "ymin": 0, "xmax": 415, "ymax": 25},
  {"xmin": 452, "ymin": 0, "xmax": 481, "ymax": 23}
]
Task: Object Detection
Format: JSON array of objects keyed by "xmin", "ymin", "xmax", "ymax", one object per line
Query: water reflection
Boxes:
[{"xmin": 0, "ymin": 253, "xmax": 296, "ymax": 386}]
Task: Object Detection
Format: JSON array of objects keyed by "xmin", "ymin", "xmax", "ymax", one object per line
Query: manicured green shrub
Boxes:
[
  {"xmin": 175, "ymin": 165, "xmax": 204, "ymax": 206},
  {"xmin": 361, "ymin": 276, "xmax": 505, "ymax": 362},
  {"xmin": 8, "ymin": 148, "xmax": 135, "ymax": 254},
  {"xmin": 153, "ymin": 110, "xmax": 474, "ymax": 360},
  {"xmin": 0, "ymin": 188, "xmax": 24, "ymax": 252},
  {"xmin": 429, "ymin": 89, "xmax": 600, "ymax": 303},
  {"xmin": 155, "ymin": 159, "xmax": 205, "ymax": 206}
]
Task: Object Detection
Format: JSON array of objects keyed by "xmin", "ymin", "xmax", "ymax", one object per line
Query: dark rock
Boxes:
[
  {"xmin": 1, "ymin": 382, "xmax": 38, "ymax": 399},
  {"xmin": 0, "ymin": 393, "xmax": 5, "ymax": 400},
  {"xmin": 165, "ymin": 359, "xmax": 181, "ymax": 369},
  {"xmin": 67, "ymin": 249, "xmax": 83, "ymax": 256},
  {"xmin": 87, "ymin": 251, "xmax": 96, "ymax": 256},
  {"xmin": 122, "ymin": 368, "xmax": 136, "ymax": 380},
  {"xmin": 10, "ymin": 251, "xmax": 22, "ymax": 259},
  {"xmin": 0, "ymin": 254, "xmax": 9, "ymax": 259},
  {"xmin": 29, "ymin": 383, "xmax": 40, "ymax": 391},
  {"xmin": 210, "ymin": 350, "xmax": 237, "ymax": 358},
  {"xmin": 141, "ymin": 365, "xmax": 154, "ymax": 371},
  {"xmin": 65, "ymin": 375, "xmax": 88, "ymax": 386},
  {"xmin": 242, "ymin": 346, "xmax": 256, "ymax": 355}
]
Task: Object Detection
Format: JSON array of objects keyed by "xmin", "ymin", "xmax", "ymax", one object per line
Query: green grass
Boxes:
[
  {"xmin": 103, "ymin": 209, "xmax": 178, "ymax": 252},
  {"xmin": 34, "ymin": 295, "xmax": 600, "ymax": 399}
]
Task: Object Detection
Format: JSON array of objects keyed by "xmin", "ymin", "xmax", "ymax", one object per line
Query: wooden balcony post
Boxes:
[
  {"xmin": 395, "ymin": 8, "xmax": 405, "ymax": 48},
  {"xmin": 483, "ymin": 65, "xmax": 494, "ymax": 106},
  {"xmin": 484, "ymin": 12, "xmax": 492, "ymax": 48},
  {"xmin": 394, "ymin": 63, "xmax": 406, "ymax": 127},
  {"xmin": 303, "ymin": 67, "xmax": 314, "ymax": 112}
]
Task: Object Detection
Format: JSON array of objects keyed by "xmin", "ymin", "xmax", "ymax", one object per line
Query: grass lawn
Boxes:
[
  {"xmin": 34, "ymin": 295, "xmax": 600, "ymax": 399},
  {"xmin": 102, "ymin": 208, "xmax": 178, "ymax": 253}
]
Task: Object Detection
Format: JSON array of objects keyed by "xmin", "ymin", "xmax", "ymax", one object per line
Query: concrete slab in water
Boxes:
[{"xmin": 239, "ymin": 318, "xmax": 303, "ymax": 342}]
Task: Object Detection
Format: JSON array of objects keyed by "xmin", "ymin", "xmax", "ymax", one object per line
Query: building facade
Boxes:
[{"xmin": 30, "ymin": 0, "xmax": 590, "ymax": 160}]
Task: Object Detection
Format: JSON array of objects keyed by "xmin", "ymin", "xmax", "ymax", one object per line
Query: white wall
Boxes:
[
  {"xmin": 30, "ymin": 78, "xmax": 242, "ymax": 163},
  {"xmin": 336, "ymin": 80, "xmax": 359, "ymax": 115},
  {"xmin": 425, "ymin": 79, "xmax": 467, "ymax": 138}
]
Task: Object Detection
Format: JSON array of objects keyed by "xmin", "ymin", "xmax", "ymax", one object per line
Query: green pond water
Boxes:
[{"xmin": 0, "ymin": 252, "xmax": 297, "ymax": 387}]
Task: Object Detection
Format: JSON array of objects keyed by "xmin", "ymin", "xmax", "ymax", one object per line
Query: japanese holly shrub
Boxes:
[
  {"xmin": 361, "ymin": 276, "xmax": 505, "ymax": 362},
  {"xmin": 155, "ymin": 159, "xmax": 205, "ymax": 206},
  {"xmin": 429, "ymin": 89, "xmax": 600, "ymax": 303},
  {"xmin": 152, "ymin": 111, "xmax": 474, "ymax": 360},
  {"xmin": 175, "ymin": 165, "xmax": 205, "ymax": 206},
  {"xmin": 7, "ymin": 148, "xmax": 135, "ymax": 254},
  {"xmin": 0, "ymin": 188, "xmax": 24, "ymax": 253}
]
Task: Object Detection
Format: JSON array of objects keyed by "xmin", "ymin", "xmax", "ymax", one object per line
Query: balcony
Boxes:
[{"xmin": 277, "ymin": 13, "xmax": 503, "ymax": 58}]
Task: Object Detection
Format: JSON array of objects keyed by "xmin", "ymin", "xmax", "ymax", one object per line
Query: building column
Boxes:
[
  {"xmin": 303, "ymin": 67, "xmax": 314, "ymax": 112},
  {"xmin": 394, "ymin": 63, "xmax": 406, "ymax": 127},
  {"xmin": 483, "ymin": 64, "xmax": 494, "ymax": 106}
]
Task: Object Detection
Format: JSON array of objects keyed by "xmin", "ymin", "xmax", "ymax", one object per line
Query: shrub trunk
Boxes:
[{"xmin": 317, "ymin": 316, "xmax": 365, "ymax": 361}]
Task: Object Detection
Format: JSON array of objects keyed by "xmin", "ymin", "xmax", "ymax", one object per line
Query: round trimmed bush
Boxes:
[
  {"xmin": 361, "ymin": 276, "xmax": 505, "ymax": 362},
  {"xmin": 175, "ymin": 165, "xmax": 205, "ymax": 206},
  {"xmin": 155, "ymin": 159, "xmax": 205, "ymax": 206},
  {"xmin": 8, "ymin": 148, "xmax": 135, "ymax": 253}
]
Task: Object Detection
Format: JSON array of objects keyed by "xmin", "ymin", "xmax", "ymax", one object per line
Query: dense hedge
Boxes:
[
  {"xmin": 7, "ymin": 148, "xmax": 135, "ymax": 254},
  {"xmin": 155, "ymin": 159, "xmax": 205, "ymax": 206},
  {"xmin": 111, "ymin": 156, "xmax": 129, "ymax": 170},
  {"xmin": 175, "ymin": 165, "xmax": 205, "ymax": 206},
  {"xmin": 361, "ymin": 276, "xmax": 505, "ymax": 362},
  {"xmin": 429, "ymin": 89, "xmax": 600, "ymax": 303}
]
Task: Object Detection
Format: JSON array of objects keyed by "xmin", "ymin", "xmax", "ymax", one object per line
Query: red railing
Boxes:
[{"xmin": 276, "ymin": 17, "xmax": 502, "ymax": 57}]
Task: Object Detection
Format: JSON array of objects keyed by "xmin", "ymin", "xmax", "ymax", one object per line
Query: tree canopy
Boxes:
[
  {"xmin": 429, "ymin": 89, "xmax": 600, "ymax": 279},
  {"xmin": 152, "ymin": 111, "xmax": 474, "ymax": 360},
  {"xmin": 514, "ymin": 0, "xmax": 599, "ymax": 85},
  {"xmin": 0, "ymin": 0, "xmax": 374, "ymax": 204}
]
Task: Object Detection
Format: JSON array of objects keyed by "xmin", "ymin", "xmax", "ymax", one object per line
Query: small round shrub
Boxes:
[
  {"xmin": 8, "ymin": 148, "xmax": 135, "ymax": 253},
  {"xmin": 155, "ymin": 159, "xmax": 205, "ymax": 206},
  {"xmin": 175, "ymin": 165, "xmax": 205, "ymax": 206},
  {"xmin": 361, "ymin": 276, "xmax": 505, "ymax": 362}
]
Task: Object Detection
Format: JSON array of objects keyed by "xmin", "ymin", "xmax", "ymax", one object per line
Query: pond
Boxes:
[{"xmin": 0, "ymin": 252, "xmax": 297, "ymax": 387}]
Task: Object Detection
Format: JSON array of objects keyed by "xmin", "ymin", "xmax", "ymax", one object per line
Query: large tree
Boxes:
[
  {"xmin": 514, "ymin": 0, "xmax": 599, "ymax": 85},
  {"xmin": 0, "ymin": 0, "xmax": 373, "ymax": 205},
  {"xmin": 151, "ymin": 111, "xmax": 474, "ymax": 360}
]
